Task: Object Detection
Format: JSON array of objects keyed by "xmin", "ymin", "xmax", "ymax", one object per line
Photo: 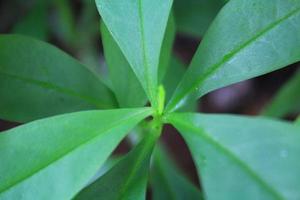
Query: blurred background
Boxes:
[{"xmin": 1, "ymin": 0, "xmax": 299, "ymax": 197}]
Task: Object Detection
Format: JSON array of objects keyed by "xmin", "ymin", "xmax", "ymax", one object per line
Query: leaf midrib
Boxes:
[
  {"xmin": 138, "ymin": 0, "xmax": 156, "ymax": 108},
  {"xmin": 168, "ymin": 6, "xmax": 300, "ymax": 112},
  {"xmin": 117, "ymin": 134, "xmax": 156, "ymax": 200},
  {"xmin": 0, "ymin": 70, "xmax": 111, "ymax": 108},
  {"xmin": 171, "ymin": 117, "xmax": 285, "ymax": 200},
  {"xmin": 0, "ymin": 109, "xmax": 151, "ymax": 195}
]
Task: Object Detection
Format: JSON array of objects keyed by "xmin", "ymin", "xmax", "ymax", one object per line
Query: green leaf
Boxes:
[
  {"xmin": 262, "ymin": 70, "xmax": 300, "ymax": 118},
  {"xmin": 167, "ymin": 113, "xmax": 300, "ymax": 200},
  {"xmin": 163, "ymin": 56, "xmax": 198, "ymax": 112},
  {"xmin": 13, "ymin": 1, "xmax": 49, "ymax": 40},
  {"xmin": 151, "ymin": 145, "xmax": 202, "ymax": 200},
  {"xmin": 101, "ymin": 22, "xmax": 147, "ymax": 108},
  {"xmin": 0, "ymin": 108, "xmax": 152, "ymax": 200},
  {"xmin": 95, "ymin": 0, "xmax": 173, "ymax": 108},
  {"xmin": 296, "ymin": 116, "xmax": 300, "ymax": 126},
  {"xmin": 0, "ymin": 34, "xmax": 116, "ymax": 122},
  {"xmin": 75, "ymin": 125, "xmax": 160, "ymax": 200},
  {"xmin": 166, "ymin": 0, "xmax": 300, "ymax": 112},
  {"xmin": 51, "ymin": 0, "xmax": 76, "ymax": 44},
  {"xmin": 87, "ymin": 156, "xmax": 123, "ymax": 186},
  {"xmin": 174, "ymin": 0, "xmax": 225, "ymax": 38},
  {"xmin": 158, "ymin": 12, "xmax": 176, "ymax": 82}
]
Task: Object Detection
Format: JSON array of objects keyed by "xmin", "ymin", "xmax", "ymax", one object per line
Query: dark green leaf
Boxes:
[
  {"xmin": 174, "ymin": 0, "xmax": 225, "ymax": 38},
  {"xmin": 166, "ymin": 0, "xmax": 300, "ymax": 112},
  {"xmin": 0, "ymin": 108, "xmax": 151, "ymax": 199},
  {"xmin": 95, "ymin": 0, "xmax": 173, "ymax": 108},
  {"xmin": 75, "ymin": 125, "xmax": 160, "ymax": 200},
  {"xmin": 168, "ymin": 113, "xmax": 300, "ymax": 200},
  {"xmin": 151, "ymin": 145, "xmax": 202, "ymax": 200},
  {"xmin": 164, "ymin": 56, "xmax": 198, "ymax": 112},
  {"xmin": 101, "ymin": 22, "xmax": 147, "ymax": 108},
  {"xmin": 0, "ymin": 35, "xmax": 116, "ymax": 122},
  {"xmin": 13, "ymin": 1, "xmax": 49, "ymax": 40},
  {"xmin": 158, "ymin": 12, "xmax": 176, "ymax": 82},
  {"xmin": 51, "ymin": 0, "xmax": 76, "ymax": 44},
  {"xmin": 262, "ymin": 70, "xmax": 300, "ymax": 118}
]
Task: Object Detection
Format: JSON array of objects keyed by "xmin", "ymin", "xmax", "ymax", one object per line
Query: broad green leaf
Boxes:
[
  {"xmin": 101, "ymin": 22, "xmax": 147, "ymax": 108},
  {"xmin": 174, "ymin": 0, "xmax": 225, "ymax": 38},
  {"xmin": 0, "ymin": 108, "xmax": 151, "ymax": 200},
  {"xmin": 262, "ymin": 70, "xmax": 300, "ymax": 118},
  {"xmin": 151, "ymin": 145, "xmax": 202, "ymax": 200},
  {"xmin": 95, "ymin": 0, "xmax": 173, "ymax": 108},
  {"xmin": 75, "ymin": 125, "xmax": 160, "ymax": 200},
  {"xmin": 166, "ymin": 0, "xmax": 300, "ymax": 112},
  {"xmin": 167, "ymin": 113, "xmax": 300, "ymax": 200},
  {"xmin": 0, "ymin": 34, "xmax": 116, "ymax": 122},
  {"xmin": 13, "ymin": 1, "xmax": 49, "ymax": 40},
  {"xmin": 164, "ymin": 56, "xmax": 198, "ymax": 112}
]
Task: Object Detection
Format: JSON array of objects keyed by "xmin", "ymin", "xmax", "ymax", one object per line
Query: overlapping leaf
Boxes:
[
  {"xmin": 262, "ymin": 69, "xmax": 300, "ymax": 118},
  {"xmin": 0, "ymin": 108, "xmax": 151, "ymax": 199},
  {"xmin": 96, "ymin": 0, "xmax": 173, "ymax": 108},
  {"xmin": 168, "ymin": 113, "xmax": 300, "ymax": 200},
  {"xmin": 101, "ymin": 23, "xmax": 147, "ymax": 108},
  {"xmin": 75, "ymin": 122, "xmax": 159, "ymax": 200},
  {"xmin": 174, "ymin": 0, "xmax": 225, "ymax": 38},
  {"xmin": 151, "ymin": 145, "xmax": 202, "ymax": 200},
  {"xmin": 166, "ymin": 0, "xmax": 300, "ymax": 112},
  {"xmin": 13, "ymin": 1, "xmax": 49, "ymax": 40},
  {"xmin": 0, "ymin": 35, "xmax": 116, "ymax": 122}
]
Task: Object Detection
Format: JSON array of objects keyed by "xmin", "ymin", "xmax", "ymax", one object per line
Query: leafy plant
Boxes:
[
  {"xmin": 1, "ymin": 0, "xmax": 300, "ymax": 199},
  {"xmin": 262, "ymin": 69, "xmax": 300, "ymax": 118}
]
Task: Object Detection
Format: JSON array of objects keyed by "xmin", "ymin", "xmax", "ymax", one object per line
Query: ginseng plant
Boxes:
[{"xmin": 0, "ymin": 0, "xmax": 300, "ymax": 199}]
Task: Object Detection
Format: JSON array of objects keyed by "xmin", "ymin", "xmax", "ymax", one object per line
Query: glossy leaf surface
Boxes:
[
  {"xmin": 0, "ymin": 35, "xmax": 116, "ymax": 122},
  {"xmin": 262, "ymin": 70, "xmax": 300, "ymax": 118},
  {"xmin": 168, "ymin": 113, "xmax": 300, "ymax": 200},
  {"xmin": 101, "ymin": 22, "xmax": 147, "ymax": 108},
  {"xmin": 167, "ymin": 0, "xmax": 300, "ymax": 112},
  {"xmin": 151, "ymin": 145, "xmax": 202, "ymax": 200},
  {"xmin": 75, "ymin": 125, "xmax": 159, "ymax": 200},
  {"xmin": 0, "ymin": 108, "xmax": 151, "ymax": 199},
  {"xmin": 96, "ymin": 0, "xmax": 173, "ymax": 108}
]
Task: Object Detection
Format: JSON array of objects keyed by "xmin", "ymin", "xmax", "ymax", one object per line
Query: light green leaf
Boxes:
[
  {"xmin": 166, "ymin": 0, "xmax": 300, "ymax": 112},
  {"xmin": 95, "ymin": 0, "xmax": 173, "ymax": 108},
  {"xmin": 0, "ymin": 108, "xmax": 151, "ymax": 200},
  {"xmin": 0, "ymin": 34, "xmax": 116, "ymax": 122},
  {"xmin": 167, "ymin": 113, "xmax": 300, "ymax": 200},
  {"xmin": 13, "ymin": 1, "xmax": 49, "ymax": 40},
  {"xmin": 174, "ymin": 0, "xmax": 225, "ymax": 38},
  {"xmin": 101, "ymin": 22, "xmax": 147, "ymax": 108},
  {"xmin": 262, "ymin": 70, "xmax": 300, "ymax": 118},
  {"xmin": 151, "ymin": 145, "xmax": 202, "ymax": 200},
  {"xmin": 75, "ymin": 125, "xmax": 160, "ymax": 200}
]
